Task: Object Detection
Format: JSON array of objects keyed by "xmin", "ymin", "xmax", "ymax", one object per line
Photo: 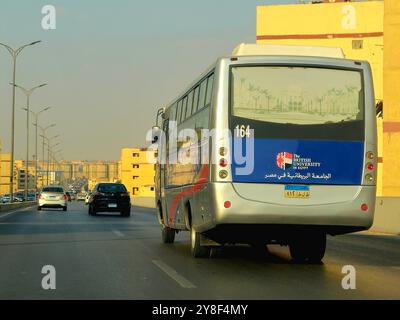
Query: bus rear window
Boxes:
[{"xmin": 230, "ymin": 66, "xmax": 364, "ymax": 141}]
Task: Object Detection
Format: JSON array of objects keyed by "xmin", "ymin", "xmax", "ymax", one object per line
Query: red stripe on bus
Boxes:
[
  {"xmin": 256, "ymin": 32, "xmax": 383, "ymax": 40},
  {"xmin": 167, "ymin": 164, "xmax": 209, "ymax": 226}
]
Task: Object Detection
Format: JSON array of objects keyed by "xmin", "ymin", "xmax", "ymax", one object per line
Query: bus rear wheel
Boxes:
[
  {"xmin": 162, "ymin": 225, "xmax": 175, "ymax": 244},
  {"xmin": 289, "ymin": 232, "xmax": 326, "ymax": 263},
  {"xmin": 191, "ymin": 228, "xmax": 211, "ymax": 258}
]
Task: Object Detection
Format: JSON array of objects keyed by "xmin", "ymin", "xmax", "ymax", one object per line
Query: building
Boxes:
[
  {"xmin": 382, "ymin": 0, "xmax": 400, "ymax": 196},
  {"xmin": 120, "ymin": 148, "xmax": 156, "ymax": 202},
  {"xmin": 36, "ymin": 160, "xmax": 120, "ymax": 187},
  {"xmin": 0, "ymin": 153, "xmax": 22, "ymax": 195},
  {"xmin": 17, "ymin": 163, "xmax": 36, "ymax": 191},
  {"xmin": 256, "ymin": 0, "xmax": 386, "ymax": 194}
]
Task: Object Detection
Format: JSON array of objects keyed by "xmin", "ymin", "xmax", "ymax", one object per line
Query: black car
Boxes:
[{"xmin": 88, "ymin": 183, "xmax": 131, "ymax": 217}]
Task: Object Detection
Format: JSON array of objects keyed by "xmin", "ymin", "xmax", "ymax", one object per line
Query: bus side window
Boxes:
[
  {"xmin": 177, "ymin": 99, "xmax": 182, "ymax": 124},
  {"xmin": 192, "ymin": 86, "xmax": 200, "ymax": 114},
  {"xmin": 186, "ymin": 90, "xmax": 194, "ymax": 119},
  {"xmin": 195, "ymin": 107, "xmax": 210, "ymax": 142},
  {"xmin": 181, "ymin": 95, "xmax": 188, "ymax": 123},
  {"xmin": 198, "ymin": 79, "xmax": 207, "ymax": 111},
  {"xmin": 205, "ymin": 74, "xmax": 214, "ymax": 108},
  {"xmin": 170, "ymin": 102, "xmax": 177, "ymax": 122}
]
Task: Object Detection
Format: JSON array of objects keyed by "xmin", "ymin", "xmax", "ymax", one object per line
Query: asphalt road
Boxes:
[{"xmin": 0, "ymin": 202, "xmax": 399, "ymax": 300}]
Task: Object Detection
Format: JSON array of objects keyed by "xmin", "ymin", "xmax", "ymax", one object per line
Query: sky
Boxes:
[{"xmin": 0, "ymin": 0, "xmax": 296, "ymax": 161}]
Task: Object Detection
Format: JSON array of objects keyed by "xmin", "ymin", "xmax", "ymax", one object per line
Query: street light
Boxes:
[
  {"xmin": 15, "ymin": 83, "xmax": 48, "ymax": 200},
  {"xmin": 47, "ymin": 138, "xmax": 60, "ymax": 185},
  {"xmin": 52, "ymin": 150, "xmax": 63, "ymax": 186},
  {"xmin": 39, "ymin": 133, "xmax": 59, "ymax": 186},
  {"xmin": 0, "ymin": 40, "xmax": 42, "ymax": 201},
  {"xmin": 24, "ymin": 107, "xmax": 51, "ymax": 193},
  {"xmin": 38, "ymin": 124, "xmax": 55, "ymax": 172}
]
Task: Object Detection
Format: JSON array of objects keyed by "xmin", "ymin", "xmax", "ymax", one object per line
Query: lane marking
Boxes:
[
  {"xmin": 152, "ymin": 260, "xmax": 196, "ymax": 289},
  {"xmin": 0, "ymin": 206, "xmax": 34, "ymax": 219},
  {"xmin": 112, "ymin": 230, "xmax": 124, "ymax": 237}
]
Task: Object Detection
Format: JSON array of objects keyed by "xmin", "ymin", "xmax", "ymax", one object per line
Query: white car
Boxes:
[
  {"xmin": 85, "ymin": 193, "xmax": 91, "ymax": 205},
  {"xmin": 76, "ymin": 193, "xmax": 86, "ymax": 201},
  {"xmin": 38, "ymin": 186, "xmax": 67, "ymax": 211}
]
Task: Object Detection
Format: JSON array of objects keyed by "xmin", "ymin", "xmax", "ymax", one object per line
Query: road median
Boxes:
[{"xmin": 0, "ymin": 202, "xmax": 37, "ymax": 213}]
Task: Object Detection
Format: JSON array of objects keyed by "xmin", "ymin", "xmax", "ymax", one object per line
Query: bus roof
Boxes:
[{"xmin": 232, "ymin": 43, "xmax": 345, "ymax": 59}]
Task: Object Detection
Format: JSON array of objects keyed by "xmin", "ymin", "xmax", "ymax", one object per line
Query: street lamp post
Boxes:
[
  {"xmin": 48, "ymin": 142, "xmax": 60, "ymax": 185},
  {"xmin": 52, "ymin": 149, "xmax": 63, "ymax": 185},
  {"xmin": 15, "ymin": 83, "xmax": 47, "ymax": 200},
  {"xmin": 0, "ymin": 41, "xmax": 41, "ymax": 202},
  {"xmin": 26, "ymin": 107, "xmax": 51, "ymax": 194},
  {"xmin": 38, "ymin": 127, "xmax": 56, "ymax": 187},
  {"xmin": 47, "ymin": 138, "xmax": 60, "ymax": 185}
]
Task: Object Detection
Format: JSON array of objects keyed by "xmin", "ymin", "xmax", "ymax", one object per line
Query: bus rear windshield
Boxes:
[{"xmin": 230, "ymin": 66, "xmax": 365, "ymax": 141}]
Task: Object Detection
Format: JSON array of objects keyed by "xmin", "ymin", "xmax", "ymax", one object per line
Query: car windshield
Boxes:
[
  {"xmin": 97, "ymin": 184, "xmax": 127, "ymax": 193},
  {"xmin": 42, "ymin": 187, "xmax": 64, "ymax": 193}
]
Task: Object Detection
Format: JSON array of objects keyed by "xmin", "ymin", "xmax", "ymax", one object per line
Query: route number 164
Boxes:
[{"xmin": 235, "ymin": 125, "xmax": 252, "ymax": 138}]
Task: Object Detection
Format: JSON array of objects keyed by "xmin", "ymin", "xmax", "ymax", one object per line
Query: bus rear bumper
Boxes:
[{"xmin": 206, "ymin": 182, "xmax": 376, "ymax": 236}]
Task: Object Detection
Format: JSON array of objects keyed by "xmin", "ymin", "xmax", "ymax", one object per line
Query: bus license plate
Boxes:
[
  {"xmin": 284, "ymin": 185, "xmax": 310, "ymax": 199},
  {"xmin": 108, "ymin": 203, "xmax": 117, "ymax": 208}
]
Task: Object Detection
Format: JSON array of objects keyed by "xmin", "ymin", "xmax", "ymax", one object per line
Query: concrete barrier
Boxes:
[
  {"xmin": 371, "ymin": 197, "xmax": 400, "ymax": 235},
  {"xmin": 131, "ymin": 196, "xmax": 155, "ymax": 209},
  {"xmin": 0, "ymin": 202, "xmax": 37, "ymax": 213}
]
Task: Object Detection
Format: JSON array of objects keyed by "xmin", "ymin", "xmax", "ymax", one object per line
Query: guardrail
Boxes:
[{"xmin": 0, "ymin": 201, "xmax": 37, "ymax": 213}]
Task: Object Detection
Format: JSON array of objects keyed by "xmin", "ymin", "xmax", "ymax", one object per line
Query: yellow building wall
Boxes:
[
  {"xmin": 120, "ymin": 148, "xmax": 156, "ymax": 201},
  {"xmin": 257, "ymin": 1, "xmax": 383, "ymax": 99},
  {"xmin": 0, "ymin": 153, "xmax": 11, "ymax": 195},
  {"xmin": 382, "ymin": 0, "xmax": 400, "ymax": 196},
  {"xmin": 0, "ymin": 154, "xmax": 20, "ymax": 194},
  {"xmin": 257, "ymin": 0, "xmax": 384, "ymax": 195}
]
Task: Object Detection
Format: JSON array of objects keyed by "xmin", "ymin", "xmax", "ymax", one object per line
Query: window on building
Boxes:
[
  {"xmin": 133, "ymin": 164, "xmax": 139, "ymax": 169},
  {"xmin": 132, "ymin": 187, "xmax": 139, "ymax": 195},
  {"xmin": 352, "ymin": 40, "xmax": 363, "ymax": 49},
  {"xmin": 132, "ymin": 153, "xmax": 140, "ymax": 157},
  {"xmin": 150, "ymin": 187, "xmax": 155, "ymax": 191},
  {"xmin": 132, "ymin": 176, "xmax": 139, "ymax": 180}
]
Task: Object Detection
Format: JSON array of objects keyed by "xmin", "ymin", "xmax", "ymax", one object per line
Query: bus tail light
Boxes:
[
  {"xmin": 364, "ymin": 151, "xmax": 376, "ymax": 184},
  {"xmin": 366, "ymin": 151, "xmax": 374, "ymax": 160},
  {"xmin": 364, "ymin": 174, "xmax": 374, "ymax": 182},
  {"xmin": 219, "ymin": 158, "xmax": 228, "ymax": 168},
  {"xmin": 219, "ymin": 170, "xmax": 228, "ymax": 179},
  {"xmin": 219, "ymin": 147, "xmax": 227, "ymax": 156},
  {"xmin": 224, "ymin": 201, "xmax": 231, "ymax": 209},
  {"xmin": 361, "ymin": 203, "xmax": 369, "ymax": 212},
  {"xmin": 366, "ymin": 163, "xmax": 374, "ymax": 171}
]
